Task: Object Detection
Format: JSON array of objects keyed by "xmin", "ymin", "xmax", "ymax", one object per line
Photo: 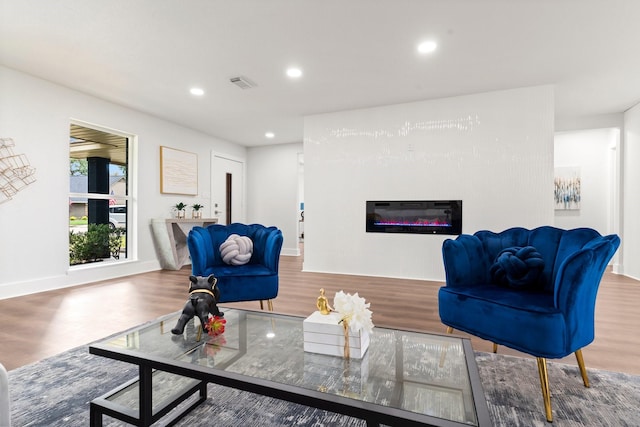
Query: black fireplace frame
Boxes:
[{"xmin": 366, "ymin": 200, "xmax": 462, "ymax": 235}]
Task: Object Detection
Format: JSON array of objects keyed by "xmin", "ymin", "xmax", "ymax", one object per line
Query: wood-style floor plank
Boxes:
[{"xmin": 1, "ymin": 246, "xmax": 639, "ymax": 375}]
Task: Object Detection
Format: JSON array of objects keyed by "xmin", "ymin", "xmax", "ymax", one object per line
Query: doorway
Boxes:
[{"xmin": 211, "ymin": 153, "xmax": 245, "ymax": 225}]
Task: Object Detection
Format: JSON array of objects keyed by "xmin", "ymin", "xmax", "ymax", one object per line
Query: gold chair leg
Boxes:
[
  {"xmin": 446, "ymin": 326, "xmax": 453, "ymax": 334},
  {"xmin": 267, "ymin": 299, "xmax": 274, "ymax": 311},
  {"xmin": 536, "ymin": 357, "xmax": 553, "ymax": 422},
  {"xmin": 260, "ymin": 300, "xmax": 264, "ymax": 310},
  {"xmin": 575, "ymin": 349, "xmax": 590, "ymax": 388},
  {"xmin": 492, "ymin": 343, "xmax": 498, "ymax": 353}
]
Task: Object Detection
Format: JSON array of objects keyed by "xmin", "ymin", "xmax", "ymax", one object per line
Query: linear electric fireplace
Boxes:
[{"xmin": 366, "ymin": 200, "xmax": 462, "ymax": 235}]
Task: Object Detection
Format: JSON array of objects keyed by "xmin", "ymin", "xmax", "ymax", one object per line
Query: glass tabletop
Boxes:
[{"xmin": 93, "ymin": 309, "xmax": 482, "ymax": 426}]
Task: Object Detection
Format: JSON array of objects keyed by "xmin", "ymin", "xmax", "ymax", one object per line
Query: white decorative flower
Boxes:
[{"xmin": 333, "ymin": 291, "xmax": 374, "ymax": 334}]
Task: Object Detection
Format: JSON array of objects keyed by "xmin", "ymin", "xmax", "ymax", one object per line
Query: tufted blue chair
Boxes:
[
  {"xmin": 188, "ymin": 223, "xmax": 283, "ymax": 310},
  {"xmin": 439, "ymin": 226, "xmax": 620, "ymax": 422}
]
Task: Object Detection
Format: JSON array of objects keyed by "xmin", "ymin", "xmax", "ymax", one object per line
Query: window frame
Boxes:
[{"xmin": 68, "ymin": 120, "xmax": 135, "ymax": 267}]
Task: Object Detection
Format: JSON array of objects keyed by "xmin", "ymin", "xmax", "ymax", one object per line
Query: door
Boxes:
[{"xmin": 212, "ymin": 153, "xmax": 245, "ymax": 225}]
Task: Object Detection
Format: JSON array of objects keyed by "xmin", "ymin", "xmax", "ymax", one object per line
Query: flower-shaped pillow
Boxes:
[
  {"xmin": 219, "ymin": 234, "xmax": 253, "ymax": 265},
  {"xmin": 489, "ymin": 246, "xmax": 545, "ymax": 289}
]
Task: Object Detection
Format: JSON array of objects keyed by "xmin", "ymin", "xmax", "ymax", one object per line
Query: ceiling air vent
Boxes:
[{"xmin": 230, "ymin": 76, "xmax": 256, "ymax": 89}]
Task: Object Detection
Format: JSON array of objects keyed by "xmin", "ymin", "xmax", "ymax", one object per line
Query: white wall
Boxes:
[
  {"xmin": 623, "ymin": 103, "xmax": 640, "ymax": 280},
  {"xmin": 0, "ymin": 66, "xmax": 246, "ymax": 299},
  {"xmin": 246, "ymin": 142, "xmax": 303, "ymax": 256},
  {"xmin": 554, "ymin": 128, "xmax": 618, "ymax": 235},
  {"xmin": 303, "ymin": 86, "xmax": 555, "ymax": 281}
]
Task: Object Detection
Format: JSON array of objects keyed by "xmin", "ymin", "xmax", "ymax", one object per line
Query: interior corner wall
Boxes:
[
  {"xmin": 0, "ymin": 66, "xmax": 246, "ymax": 299},
  {"xmin": 303, "ymin": 86, "xmax": 555, "ymax": 281},
  {"xmin": 246, "ymin": 142, "xmax": 303, "ymax": 256},
  {"xmin": 623, "ymin": 103, "xmax": 640, "ymax": 280},
  {"xmin": 554, "ymin": 128, "xmax": 618, "ymax": 234}
]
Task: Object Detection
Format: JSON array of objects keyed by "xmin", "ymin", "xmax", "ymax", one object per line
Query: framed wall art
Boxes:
[
  {"xmin": 554, "ymin": 166, "xmax": 581, "ymax": 210},
  {"xmin": 160, "ymin": 146, "xmax": 198, "ymax": 195}
]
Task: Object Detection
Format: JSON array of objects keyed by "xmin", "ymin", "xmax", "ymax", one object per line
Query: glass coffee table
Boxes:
[{"xmin": 89, "ymin": 308, "xmax": 490, "ymax": 426}]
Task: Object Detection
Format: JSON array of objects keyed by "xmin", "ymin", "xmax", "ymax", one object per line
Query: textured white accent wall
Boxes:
[
  {"xmin": 554, "ymin": 128, "xmax": 618, "ymax": 234},
  {"xmin": 246, "ymin": 143, "xmax": 302, "ymax": 256},
  {"xmin": 303, "ymin": 86, "xmax": 555, "ymax": 281},
  {"xmin": 0, "ymin": 66, "xmax": 246, "ymax": 299},
  {"xmin": 623, "ymin": 103, "xmax": 640, "ymax": 280}
]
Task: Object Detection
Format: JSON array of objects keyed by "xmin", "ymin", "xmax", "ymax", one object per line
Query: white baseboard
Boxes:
[
  {"xmin": 281, "ymin": 247, "xmax": 301, "ymax": 256},
  {"xmin": 0, "ymin": 260, "xmax": 161, "ymax": 300}
]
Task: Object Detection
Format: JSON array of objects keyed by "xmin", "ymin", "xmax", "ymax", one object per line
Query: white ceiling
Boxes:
[{"xmin": 2, "ymin": 0, "xmax": 640, "ymax": 147}]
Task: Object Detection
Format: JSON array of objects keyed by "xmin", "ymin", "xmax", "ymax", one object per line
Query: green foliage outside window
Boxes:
[{"xmin": 69, "ymin": 224, "xmax": 124, "ymax": 265}]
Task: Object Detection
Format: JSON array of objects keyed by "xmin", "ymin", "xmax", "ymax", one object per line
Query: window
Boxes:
[{"xmin": 69, "ymin": 123, "xmax": 131, "ymax": 266}]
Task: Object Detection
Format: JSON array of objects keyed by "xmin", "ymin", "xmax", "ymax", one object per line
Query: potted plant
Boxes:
[
  {"xmin": 192, "ymin": 203, "xmax": 204, "ymax": 219},
  {"xmin": 174, "ymin": 202, "xmax": 187, "ymax": 218}
]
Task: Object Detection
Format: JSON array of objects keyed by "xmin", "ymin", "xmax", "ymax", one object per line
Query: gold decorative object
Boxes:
[
  {"xmin": 316, "ymin": 288, "xmax": 333, "ymax": 315},
  {"xmin": 0, "ymin": 138, "xmax": 36, "ymax": 204},
  {"xmin": 342, "ymin": 318, "xmax": 350, "ymax": 359}
]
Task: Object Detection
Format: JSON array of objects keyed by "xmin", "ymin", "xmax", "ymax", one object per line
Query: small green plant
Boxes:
[
  {"xmin": 192, "ymin": 203, "xmax": 203, "ymax": 211},
  {"xmin": 70, "ymin": 216, "xmax": 77, "ymax": 221},
  {"xmin": 174, "ymin": 202, "xmax": 187, "ymax": 218}
]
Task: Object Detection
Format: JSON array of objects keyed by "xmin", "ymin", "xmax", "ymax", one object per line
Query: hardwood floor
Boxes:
[{"xmin": 1, "ymin": 246, "xmax": 639, "ymax": 376}]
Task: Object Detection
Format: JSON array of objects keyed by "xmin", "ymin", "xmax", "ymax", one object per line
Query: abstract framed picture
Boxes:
[
  {"xmin": 554, "ymin": 167, "xmax": 581, "ymax": 210},
  {"xmin": 160, "ymin": 146, "xmax": 198, "ymax": 195}
]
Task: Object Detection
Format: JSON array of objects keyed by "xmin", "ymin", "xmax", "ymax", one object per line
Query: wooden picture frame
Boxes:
[{"xmin": 160, "ymin": 146, "xmax": 198, "ymax": 195}]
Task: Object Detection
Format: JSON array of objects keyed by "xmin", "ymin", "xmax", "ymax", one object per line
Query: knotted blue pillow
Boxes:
[{"xmin": 489, "ymin": 246, "xmax": 545, "ymax": 289}]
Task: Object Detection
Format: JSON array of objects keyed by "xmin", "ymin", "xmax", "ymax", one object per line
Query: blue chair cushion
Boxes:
[
  {"xmin": 489, "ymin": 246, "xmax": 545, "ymax": 289},
  {"xmin": 438, "ymin": 284, "xmax": 567, "ymax": 358}
]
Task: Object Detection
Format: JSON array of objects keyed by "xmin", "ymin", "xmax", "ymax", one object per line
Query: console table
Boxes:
[{"xmin": 150, "ymin": 218, "xmax": 218, "ymax": 270}]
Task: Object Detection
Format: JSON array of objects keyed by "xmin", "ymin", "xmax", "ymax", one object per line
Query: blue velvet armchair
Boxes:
[
  {"xmin": 187, "ymin": 223, "xmax": 283, "ymax": 310},
  {"xmin": 439, "ymin": 226, "xmax": 620, "ymax": 422}
]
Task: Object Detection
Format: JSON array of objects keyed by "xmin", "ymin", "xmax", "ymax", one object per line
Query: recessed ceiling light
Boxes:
[
  {"xmin": 265, "ymin": 132, "xmax": 275, "ymax": 139},
  {"xmin": 417, "ymin": 40, "xmax": 437, "ymax": 54},
  {"xmin": 190, "ymin": 87, "xmax": 205, "ymax": 96},
  {"xmin": 286, "ymin": 68, "xmax": 303, "ymax": 78}
]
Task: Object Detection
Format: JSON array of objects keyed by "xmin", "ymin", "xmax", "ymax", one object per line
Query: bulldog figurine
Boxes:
[{"xmin": 171, "ymin": 274, "xmax": 223, "ymax": 335}]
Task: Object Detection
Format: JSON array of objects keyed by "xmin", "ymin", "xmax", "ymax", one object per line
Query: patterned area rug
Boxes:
[{"xmin": 7, "ymin": 344, "xmax": 640, "ymax": 426}]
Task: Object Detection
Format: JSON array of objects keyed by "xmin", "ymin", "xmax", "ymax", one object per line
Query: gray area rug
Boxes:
[{"xmin": 7, "ymin": 344, "xmax": 640, "ymax": 426}]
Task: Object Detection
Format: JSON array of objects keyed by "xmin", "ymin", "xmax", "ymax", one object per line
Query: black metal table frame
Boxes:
[{"xmin": 89, "ymin": 311, "xmax": 491, "ymax": 427}]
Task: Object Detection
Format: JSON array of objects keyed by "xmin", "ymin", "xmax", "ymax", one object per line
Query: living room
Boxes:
[{"xmin": 2, "ymin": 1, "xmax": 640, "ymax": 425}]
